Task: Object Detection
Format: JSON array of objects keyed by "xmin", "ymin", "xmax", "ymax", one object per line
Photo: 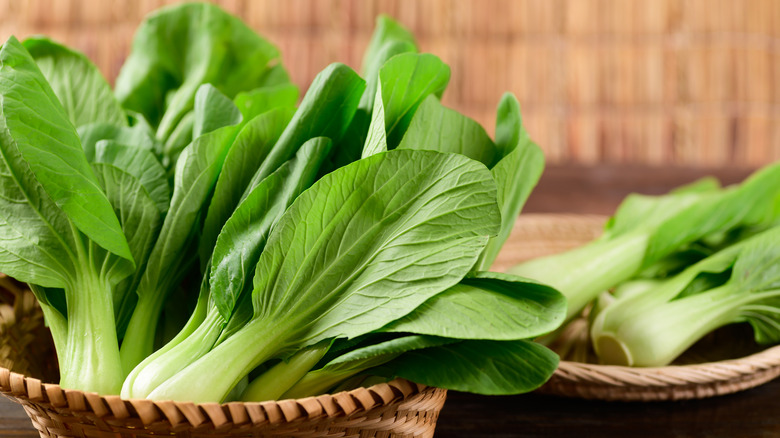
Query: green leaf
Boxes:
[
  {"xmin": 589, "ymin": 227, "xmax": 780, "ymax": 366},
  {"xmin": 379, "ymin": 339, "xmax": 559, "ymax": 395},
  {"xmin": 382, "ymin": 271, "xmax": 566, "ymax": 340},
  {"xmin": 92, "ymin": 163, "xmax": 162, "ymax": 296},
  {"xmin": 162, "ymin": 112, "xmax": 194, "ymax": 170},
  {"xmin": 0, "ymin": 124, "xmax": 75, "ymax": 287},
  {"xmin": 139, "ymin": 123, "xmax": 240, "ymax": 297},
  {"xmin": 476, "ymin": 94, "xmax": 544, "ymax": 270},
  {"xmin": 397, "ymin": 95, "xmax": 497, "ymax": 166},
  {"xmin": 732, "ymin": 232, "xmax": 780, "ymax": 293},
  {"xmin": 331, "ymin": 336, "xmax": 453, "ymax": 368},
  {"xmin": 360, "ymin": 40, "xmax": 417, "ymax": 111},
  {"xmin": 93, "ymin": 141, "xmax": 170, "ymax": 213},
  {"xmin": 360, "ymin": 30, "xmax": 416, "ymax": 114},
  {"xmin": 494, "ymin": 91, "xmax": 523, "ymax": 159},
  {"xmin": 233, "ymin": 84, "xmax": 299, "ymax": 121},
  {"xmin": 378, "ymin": 53, "xmax": 451, "ymax": 148},
  {"xmin": 148, "ymin": 149, "xmax": 501, "ymax": 402},
  {"xmin": 193, "ymin": 84, "xmax": 243, "ymax": 138},
  {"xmin": 158, "ymin": 84, "xmax": 244, "ymax": 176},
  {"xmin": 250, "ymin": 150, "xmax": 500, "ymax": 342},
  {"xmin": 745, "ymin": 296, "xmax": 780, "ymax": 344},
  {"xmin": 198, "ymin": 107, "xmax": 294, "ymax": 266},
  {"xmin": 328, "ymin": 16, "xmax": 417, "ymax": 171},
  {"xmin": 114, "ymin": 2, "xmax": 282, "ymax": 140},
  {"xmin": 360, "ymin": 15, "xmax": 418, "ymax": 80},
  {"xmin": 28, "ymin": 284, "xmax": 68, "ymax": 352},
  {"xmin": 0, "ymin": 36, "xmax": 132, "ymax": 262},
  {"xmin": 643, "ymin": 163, "xmax": 780, "ymax": 267},
  {"xmin": 477, "ymin": 144, "xmax": 544, "ymax": 269},
  {"xmin": 255, "ymin": 64, "xmax": 293, "ymax": 89},
  {"xmin": 361, "ymin": 83, "xmax": 387, "ymax": 158},
  {"xmin": 210, "ymin": 137, "xmax": 333, "ymax": 320},
  {"xmin": 23, "ymin": 37, "xmax": 127, "ymax": 128},
  {"xmin": 242, "ymin": 63, "xmax": 365, "ymax": 193},
  {"xmin": 281, "ymin": 335, "xmax": 453, "ymax": 399},
  {"xmin": 120, "ymin": 122, "xmax": 241, "ymax": 370},
  {"xmin": 78, "ymin": 122, "xmax": 158, "ymax": 161},
  {"xmin": 512, "ymin": 163, "xmax": 780, "ymax": 321},
  {"xmin": 605, "ymin": 191, "xmax": 712, "ymax": 239}
]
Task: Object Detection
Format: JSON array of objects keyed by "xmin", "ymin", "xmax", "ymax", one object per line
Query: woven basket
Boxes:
[
  {"xmin": 501, "ymin": 214, "xmax": 780, "ymax": 402},
  {"xmin": 0, "ymin": 275, "xmax": 445, "ymax": 438}
]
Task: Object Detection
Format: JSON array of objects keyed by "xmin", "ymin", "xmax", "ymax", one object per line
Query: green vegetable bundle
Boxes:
[
  {"xmin": 510, "ymin": 166, "xmax": 780, "ymax": 366},
  {"xmin": 0, "ymin": 3, "xmax": 566, "ymax": 402}
]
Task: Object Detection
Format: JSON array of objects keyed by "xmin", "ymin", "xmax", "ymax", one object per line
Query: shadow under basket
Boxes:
[{"xmin": 0, "ymin": 276, "xmax": 446, "ymax": 438}]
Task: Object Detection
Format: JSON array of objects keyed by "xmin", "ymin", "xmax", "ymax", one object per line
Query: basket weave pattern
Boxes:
[
  {"xmin": 0, "ymin": 276, "xmax": 446, "ymax": 437},
  {"xmin": 541, "ymin": 349, "xmax": 780, "ymax": 401},
  {"xmin": 0, "ymin": 275, "xmax": 57, "ymax": 383},
  {"xmin": 1, "ymin": 369, "xmax": 445, "ymax": 438}
]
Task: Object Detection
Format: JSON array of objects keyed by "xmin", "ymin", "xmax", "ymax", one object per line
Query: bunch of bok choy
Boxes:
[
  {"xmin": 0, "ymin": 3, "xmax": 566, "ymax": 402},
  {"xmin": 510, "ymin": 166, "xmax": 780, "ymax": 367}
]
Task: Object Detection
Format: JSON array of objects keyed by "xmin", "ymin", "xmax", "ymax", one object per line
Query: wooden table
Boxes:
[{"xmin": 2, "ymin": 164, "xmax": 774, "ymax": 437}]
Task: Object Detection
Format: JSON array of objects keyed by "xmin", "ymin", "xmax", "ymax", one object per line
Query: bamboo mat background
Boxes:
[{"xmin": 0, "ymin": 0, "xmax": 778, "ymax": 167}]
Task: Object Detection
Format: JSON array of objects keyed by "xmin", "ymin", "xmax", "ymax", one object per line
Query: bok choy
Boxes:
[
  {"xmin": 0, "ymin": 3, "xmax": 567, "ymax": 403},
  {"xmin": 510, "ymin": 164, "xmax": 780, "ymax": 321},
  {"xmin": 591, "ymin": 225, "xmax": 780, "ymax": 367}
]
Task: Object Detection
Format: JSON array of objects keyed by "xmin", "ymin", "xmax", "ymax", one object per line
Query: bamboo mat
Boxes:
[{"xmin": 0, "ymin": 0, "xmax": 778, "ymax": 167}]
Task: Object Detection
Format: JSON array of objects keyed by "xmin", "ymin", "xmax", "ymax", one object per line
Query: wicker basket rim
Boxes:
[
  {"xmin": 542, "ymin": 342, "xmax": 780, "ymax": 401},
  {"xmin": 518, "ymin": 213, "xmax": 780, "ymax": 401},
  {"xmin": 0, "ymin": 366, "xmax": 428, "ymax": 429}
]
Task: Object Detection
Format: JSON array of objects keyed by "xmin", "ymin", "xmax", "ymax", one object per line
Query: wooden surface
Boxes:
[{"xmin": 0, "ymin": 163, "xmax": 770, "ymax": 437}]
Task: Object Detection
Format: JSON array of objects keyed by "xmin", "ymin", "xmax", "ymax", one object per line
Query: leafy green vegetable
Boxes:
[
  {"xmin": 192, "ymin": 84, "xmax": 243, "ymax": 139},
  {"xmin": 241, "ymin": 341, "xmax": 334, "ymax": 401},
  {"xmin": 119, "ymin": 99, "xmax": 243, "ymax": 372},
  {"xmin": 145, "ymin": 149, "xmax": 500, "ymax": 402},
  {"xmin": 122, "ymin": 137, "xmax": 333, "ymax": 399},
  {"xmin": 510, "ymin": 163, "xmax": 780, "ymax": 320},
  {"xmin": 241, "ymin": 63, "xmax": 365, "ymax": 195},
  {"xmin": 1, "ymin": 36, "xmax": 132, "ymax": 262},
  {"xmin": 210, "ymin": 137, "xmax": 333, "ymax": 321},
  {"xmin": 233, "ymin": 84, "xmax": 299, "ymax": 120},
  {"xmin": 91, "ymin": 162, "xmax": 163, "ymax": 337},
  {"xmin": 114, "ymin": 2, "xmax": 283, "ymax": 142},
  {"xmin": 383, "ymin": 272, "xmax": 565, "ymax": 340},
  {"xmin": 278, "ymin": 336, "xmax": 453, "ymax": 400},
  {"xmin": 333, "ymin": 15, "xmax": 418, "ymax": 167},
  {"xmin": 77, "ymin": 122, "xmax": 158, "ymax": 161},
  {"xmin": 591, "ymin": 226, "xmax": 780, "ymax": 366},
  {"xmin": 475, "ymin": 94, "xmax": 544, "ymax": 270},
  {"xmin": 23, "ymin": 37, "xmax": 127, "ymax": 128},
  {"xmin": 255, "ymin": 272, "xmax": 565, "ymax": 400},
  {"xmin": 360, "ymin": 15, "xmax": 418, "ymax": 96},
  {"xmin": 197, "ymin": 107, "xmax": 294, "ymax": 267},
  {"xmin": 375, "ymin": 339, "xmax": 559, "ymax": 395},
  {"xmin": 398, "ymin": 95, "xmax": 497, "ymax": 166},
  {"xmin": 0, "ymin": 6, "xmax": 566, "ymax": 404},
  {"xmin": 93, "ymin": 141, "xmax": 170, "ymax": 213},
  {"xmin": 361, "ymin": 83, "xmax": 388, "ymax": 158},
  {"xmin": 374, "ymin": 53, "xmax": 450, "ymax": 149},
  {"xmin": 0, "ymin": 36, "xmax": 136, "ymax": 394}
]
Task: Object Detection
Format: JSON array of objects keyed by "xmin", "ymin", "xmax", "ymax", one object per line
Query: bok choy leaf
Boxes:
[
  {"xmin": 591, "ymin": 225, "xmax": 780, "ymax": 367},
  {"xmin": 146, "ymin": 149, "xmax": 500, "ymax": 402},
  {"xmin": 0, "ymin": 36, "xmax": 134, "ymax": 394}
]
